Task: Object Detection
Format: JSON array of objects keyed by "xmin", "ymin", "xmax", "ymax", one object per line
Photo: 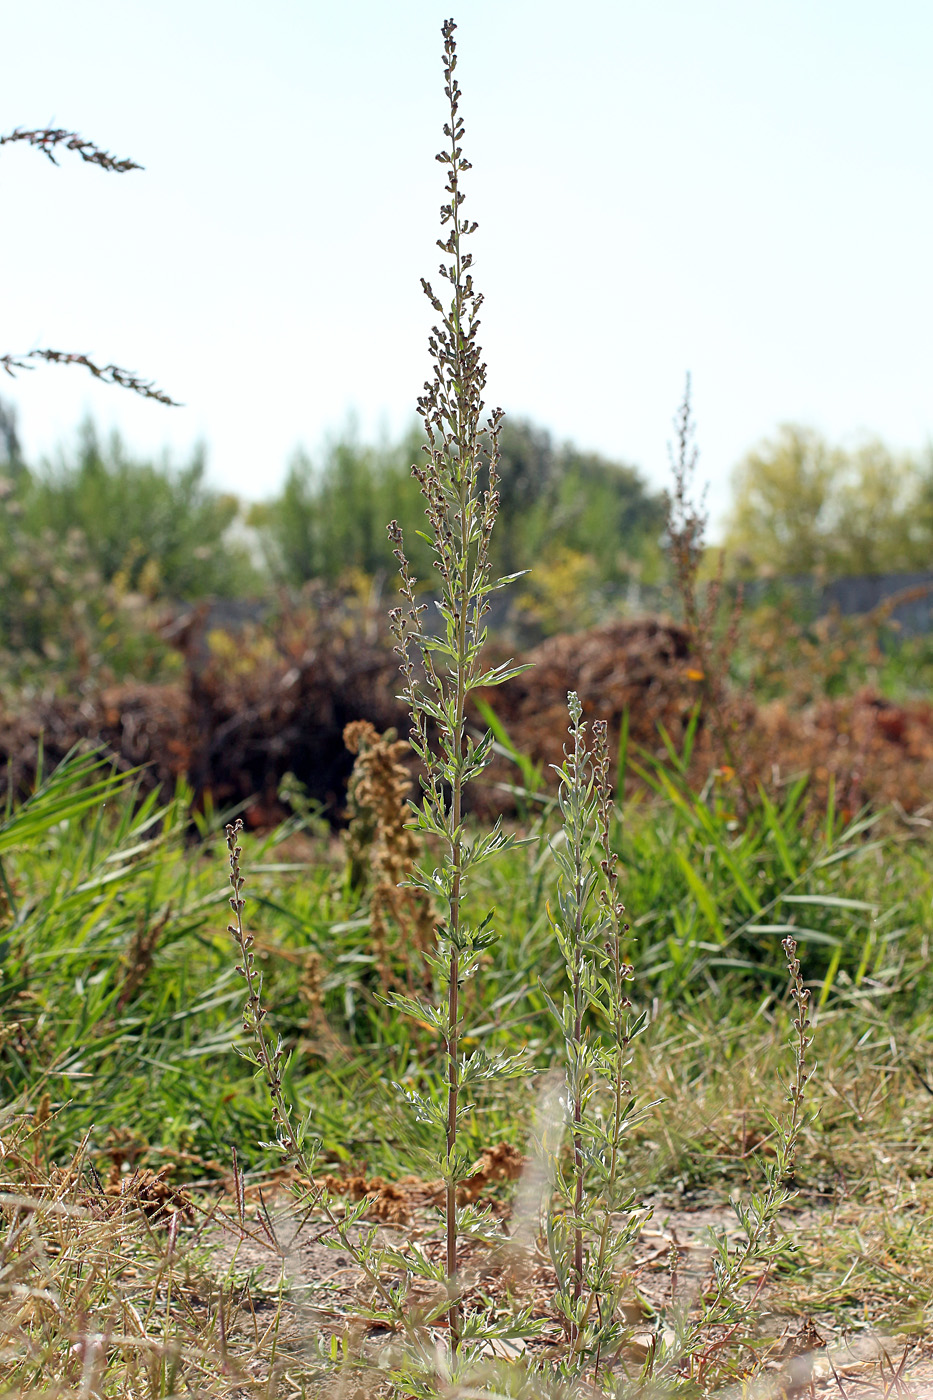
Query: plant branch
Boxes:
[
  {"xmin": 0, "ymin": 127, "xmax": 142, "ymax": 172},
  {"xmin": 0, "ymin": 351, "xmax": 179, "ymax": 406}
]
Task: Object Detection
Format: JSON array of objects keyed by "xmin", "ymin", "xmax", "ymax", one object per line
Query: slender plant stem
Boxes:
[
  {"xmin": 442, "ymin": 46, "xmax": 472, "ymax": 1349},
  {"xmin": 388, "ymin": 18, "xmax": 518, "ymax": 1358},
  {"xmin": 565, "ymin": 708, "xmax": 590, "ymax": 1345},
  {"xmin": 571, "ymin": 866, "xmax": 585, "ymax": 1330},
  {"xmin": 223, "ymin": 820, "xmax": 429, "ymax": 1358}
]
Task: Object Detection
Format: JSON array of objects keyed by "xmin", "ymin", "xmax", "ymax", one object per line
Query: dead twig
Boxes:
[
  {"xmin": 0, "ymin": 126, "xmax": 142, "ymax": 172},
  {"xmin": 0, "ymin": 350, "xmax": 179, "ymax": 406}
]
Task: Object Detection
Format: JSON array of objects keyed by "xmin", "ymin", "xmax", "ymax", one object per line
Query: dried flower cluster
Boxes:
[
  {"xmin": 115, "ymin": 907, "xmax": 170, "ymax": 1012},
  {"xmin": 343, "ymin": 720, "xmax": 435, "ymax": 987}
]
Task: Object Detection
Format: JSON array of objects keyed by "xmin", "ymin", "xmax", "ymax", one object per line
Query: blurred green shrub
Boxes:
[
  {"xmin": 0, "ymin": 407, "xmax": 254, "ymax": 687},
  {"xmin": 249, "ymin": 424, "xmax": 431, "ymax": 585},
  {"xmin": 0, "ymin": 513, "xmax": 178, "ymax": 692},
  {"xmin": 250, "ymin": 417, "xmax": 667, "ymax": 590},
  {"xmin": 13, "ymin": 418, "xmax": 261, "ymax": 600},
  {"xmin": 492, "ymin": 418, "xmax": 666, "ymax": 586},
  {"xmin": 0, "ymin": 404, "xmax": 668, "ymax": 685}
]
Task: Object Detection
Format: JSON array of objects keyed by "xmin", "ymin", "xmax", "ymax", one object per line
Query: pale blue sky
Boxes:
[{"xmin": 2, "ymin": 1, "xmax": 931, "ymax": 529}]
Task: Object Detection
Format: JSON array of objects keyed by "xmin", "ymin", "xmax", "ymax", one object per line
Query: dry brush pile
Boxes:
[{"xmin": 1, "ymin": 600, "xmax": 932, "ymax": 820}]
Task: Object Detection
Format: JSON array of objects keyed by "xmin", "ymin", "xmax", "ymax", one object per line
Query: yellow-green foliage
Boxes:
[{"xmin": 724, "ymin": 424, "xmax": 933, "ymax": 576}]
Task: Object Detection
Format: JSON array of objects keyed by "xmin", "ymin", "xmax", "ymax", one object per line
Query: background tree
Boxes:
[
  {"xmin": 0, "ymin": 123, "xmax": 188, "ymax": 669},
  {"xmin": 489, "ymin": 418, "xmax": 666, "ymax": 585},
  {"xmin": 0, "ymin": 399, "xmax": 23, "ymax": 473},
  {"xmin": 723, "ymin": 424, "xmax": 933, "ymax": 576}
]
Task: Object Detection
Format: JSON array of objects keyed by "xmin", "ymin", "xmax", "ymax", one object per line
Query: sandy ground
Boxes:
[{"xmin": 188, "ymin": 1180, "xmax": 933, "ymax": 1396}]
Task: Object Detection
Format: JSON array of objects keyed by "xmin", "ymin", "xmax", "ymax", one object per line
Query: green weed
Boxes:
[{"xmin": 1, "ymin": 17, "xmax": 932, "ymax": 1400}]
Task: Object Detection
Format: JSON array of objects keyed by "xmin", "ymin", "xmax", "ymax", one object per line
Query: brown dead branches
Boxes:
[
  {"xmin": 0, "ymin": 126, "xmax": 142, "ymax": 172},
  {"xmin": 0, "ymin": 350, "xmax": 180, "ymax": 406},
  {"xmin": 1, "ymin": 124, "xmax": 178, "ymax": 406}
]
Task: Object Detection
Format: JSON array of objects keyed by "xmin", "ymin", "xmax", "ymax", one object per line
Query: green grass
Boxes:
[
  {"xmin": 3, "ymin": 748, "xmax": 933, "ymax": 1393},
  {"xmin": 3, "ymin": 747, "xmax": 931, "ymax": 1194}
]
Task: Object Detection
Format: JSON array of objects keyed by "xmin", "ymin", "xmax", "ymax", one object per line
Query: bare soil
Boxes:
[{"xmin": 188, "ymin": 1177, "xmax": 933, "ymax": 1397}]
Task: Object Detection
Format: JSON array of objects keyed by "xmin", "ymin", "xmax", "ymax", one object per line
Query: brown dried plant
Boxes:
[
  {"xmin": 0, "ymin": 349, "xmax": 179, "ymax": 406},
  {"xmin": 296, "ymin": 947, "xmax": 344, "ymax": 1058},
  {"xmin": 343, "ymin": 719, "xmax": 435, "ymax": 988},
  {"xmin": 667, "ymin": 375, "xmax": 750, "ymax": 802},
  {"xmin": 115, "ymin": 906, "xmax": 171, "ymax": 1012},
  {"xmin": 0, "ymin": 126, "xmax": 142, "ymax": 171}
]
